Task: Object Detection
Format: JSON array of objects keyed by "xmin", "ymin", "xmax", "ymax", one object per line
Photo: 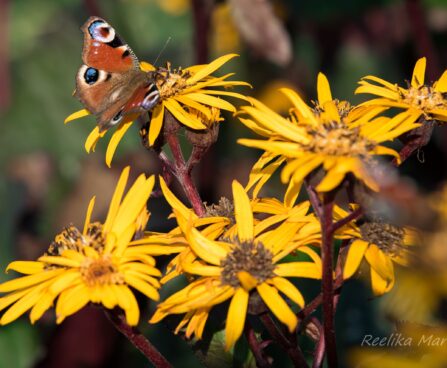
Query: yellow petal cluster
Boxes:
[
  {"xmin": 64, "ymin": 54, "xmax": 249, "ymax": 167},
  {"xmin": 238, "ymin": 73, "xmax": 421, "ymax": 193},
  {"xmin": 356, "ymin": 57, "xmax": 447, "ymax": 124},
  {"xmin": 150, "ymin": 180, "xmax": 322, "ymax": 349},
  {"xmin": 0, "ymin": 167, "xmax": 185, "ymax": 326}
]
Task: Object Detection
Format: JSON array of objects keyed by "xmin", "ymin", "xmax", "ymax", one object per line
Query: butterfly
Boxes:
[{"xmin": 75, "ymin": 17, "xmax": 160, "ymax": 132}]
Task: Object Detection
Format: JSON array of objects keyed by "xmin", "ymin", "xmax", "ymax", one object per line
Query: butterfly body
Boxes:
[{"xmin": 75, "ymin": 17, "xmax": 160, "ymax": 131}]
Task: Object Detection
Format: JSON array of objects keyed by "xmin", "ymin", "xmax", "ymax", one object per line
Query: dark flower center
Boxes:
[
  {"xmin": 220, "ymin": 241, "xmax": 275, "ymax": 288},
  {"xmin": 360, "ymin": 221, "xmax": 405, "ymax": 257}
]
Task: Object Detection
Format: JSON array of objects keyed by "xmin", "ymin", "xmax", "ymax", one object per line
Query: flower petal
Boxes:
[
  {"xmin": 257, "ymin": 282, "xmax": 298, "ymax": 332},
  {"xmin": 164, "ymin": 99, "xmax": 206, "ymax": 129},
  {"xmin": 364, "ymin": 244, "xmax": 394, "ymax": 282},
  {"xmin": 160, "ymin": 175, "xmax": 197, "ymax": 221},
  {"xmin": 149, "ymin": 104, "xmax": 164, "ymax": 146},
  {"xmin": 85, "ymin": 126, "xmax": 106, "ymax": 153},
  {"xmin": 83, "ymin": 196, "xmax": 96, "ymax": 235},
  {"xmin": 225, "ymin": 287, "xmax": 248, "ymax": 350},
  {"xmin": 106, "ymin": 121, "xmax": 133, "ymax": 167},
  {"xmin": 411, "ymin": 57, "xmax": 426, "ymax": 87},
  {"xmin": 343, "ymin": 239, "xmax": 369, "ymax": 279},
  {"xmin": 187, "ymin": 54, "xmax": 238, "ymax": 85},
  {"xmin": 270, "ymin": 277, "xmax": 305, "ymax": 308},
  {"xmin": 275, "ymin": 262, "xmax": 321, "ymax": 279},
  {"xmin": 64, "ymin": 109, "xmax": 90, "ymax": 124},
  {"xmin": 317, "ymin": 73, "xmax": 333, "ymax": 104},
  {"xmin": 232, "ymin": 180, "xmax": 254, "ymax": 242},
  {"xmin": 103, "ymin": 166, "xmax": 130, "ymax": 235},
  {"xmin": 6, "ymin": 261, "xmax": 44, "ymax": 275}
]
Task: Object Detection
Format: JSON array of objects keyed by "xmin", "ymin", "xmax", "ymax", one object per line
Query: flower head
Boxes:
[
  {"xmin": 338, "ymin": 207, "xmax": 418, "ymax": 296},
  {"xmin": 150, "ymin": 180, "xmax": 321, "ymax": 349},
  {"xmin": 356, "ymin": 57, "xmax": 447, "ymax": 124},
  {"xmin": 238, "ymin": 73, "xmax": 420, "ymax": 192},
  {"xmin": 65, "ymin": 54, "xmax": 250, "ymax": 167},
  {"xmin": 0, "ymin": 167, "xmax": 184, "ymax": 326}
]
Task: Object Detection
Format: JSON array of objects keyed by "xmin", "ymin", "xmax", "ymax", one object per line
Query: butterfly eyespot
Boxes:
[
  {"xmin": 111, "ymin": 110, "xmax": 124, "ymax": 125},
  {"xmin": 88, "ymin": 20, "xmax": 115, "ymax": 43},
  {"xmin": 84, "ymin": 67, "xmax": 99, "ymax": 85},
  {"xmin": 142, "ymin": 84, "xmax": 160, "ymax": 110}
]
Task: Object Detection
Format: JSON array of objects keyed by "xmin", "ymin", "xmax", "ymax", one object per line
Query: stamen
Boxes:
[
  {"xmin": 401, "ymin": 85, "xmax": 447, "ymax": 116},
  {"xmin": 301, "ymin": 121, "xmax": 376, "ymax": 157},
  {"xmin": 80, "ymin": 255, "xmax": 124, "ymax": 287}
]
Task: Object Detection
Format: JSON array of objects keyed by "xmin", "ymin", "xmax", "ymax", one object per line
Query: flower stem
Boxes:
[
  {"xmin": 331, "ymin": 207, "xmax": 362, "ymax": 233},
  {"xmin": 320, "ymin": 192, "xmax": 338, "ymax": 368},
  {"xmin": 165, "ymin": 133, "xmax": 206, "ymax": 216},
  {"xmin": 105, "ymin": 309, "xmax": 172, "ymax": 368},
  {"xmin": 309, "ymin": 317, "xmax": 325, "ymax": 368},
  {"xmin": 260, "ymin": 313, "xmax": 309, "ymax": 368},
  {"xmin": 244, "ymin": 321, "xmax": 272, "ymax": 368}
]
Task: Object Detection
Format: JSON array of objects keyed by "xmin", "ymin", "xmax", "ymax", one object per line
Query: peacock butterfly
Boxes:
[{"xmin": 75, "ymin": 17, "xmax": 160, "ymax": 131}]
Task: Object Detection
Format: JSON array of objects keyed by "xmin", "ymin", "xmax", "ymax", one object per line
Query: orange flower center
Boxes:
[
  {"xmin": 80, "ymin": 255, "xmax": 124, "ymax": 287},
  {"xmin": 154, "ymin": 63, "xmax": 190, "ymax": 99}
]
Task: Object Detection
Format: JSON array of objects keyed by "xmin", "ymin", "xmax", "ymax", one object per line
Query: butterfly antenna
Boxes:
[{"xmin": 153, "ymin": 37, "xmax": 171, "ymax": 67}]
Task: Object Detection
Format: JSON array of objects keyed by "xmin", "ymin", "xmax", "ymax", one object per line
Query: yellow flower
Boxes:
[
  {"xmin": 158, "ymin": 176, "xmax": 320, "ymax": 283},
  {"xmin": 150, "ymin": 180, "xmax": 322, "ymax": 349},
  {"xmin": 0, "ymin": 167, "xmax": 185, "ymax": 326},
  {"xmin": 65, "ymin": 54, "xmax": 250, "ymax": 167},
  {"xmin": 356, "ymin": 57, "xmax": 447, "ymax": 124},
  {"xmin": 154, "ymin": 0, "xmax": 189, "ymax": 16},
  {"xmin": 337, "ymin": 206, "xmax": 418, "ymax": 296},
  {"xmin": 238, "ymin": 73, "xmax": 420, "ymax": 193}
]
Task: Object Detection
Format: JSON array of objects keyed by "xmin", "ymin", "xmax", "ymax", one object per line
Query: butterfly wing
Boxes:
[
  {"xmin": 80, "ymin": 16, "xmax": 139, "ymax": 72},
  {"xmin": 74, "ymin": 17, "xmax": 159, "ymax": 131}
]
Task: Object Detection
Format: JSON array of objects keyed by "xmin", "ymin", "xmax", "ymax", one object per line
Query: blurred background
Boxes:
[{"xmin": 1, "ymin": 0, "xmax": 447, "ymax": 367}]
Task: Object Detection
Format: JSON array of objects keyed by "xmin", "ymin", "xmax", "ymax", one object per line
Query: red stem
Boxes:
[
  {"xmin": 331, "ymin": 207, "xmax": 363, "ymax": 233},
  {"xmin": 309, "ymin": 317, "xmax": 325, "ymax": 368},
  {"xmin": 105, "ymin": 309, "xmax": 172, "ymax": 368},
  {"xmin": 166, "ymin": 133, "xmax": 206, "ymax": 216},
  {"xmin": 191, "ymin": 0, "xmax": 213, "ymax": 64},
  {"xmin": 320, "ymin": 192, "xmax": 338, "ymax": 368},
  {"xmin": 260, "ymin": 313, "xmax": 309, "ymax": 368},
  {"xmin": 244, "ymin": 322, "xmax": 272, "ymax": 368},
  {"xmin": 305, "ymin": 180, "xmax": 323, "ymax": 218},
  {"xmin": 405, "ymin": 0, "xmax": 441, "ymax": 80}
]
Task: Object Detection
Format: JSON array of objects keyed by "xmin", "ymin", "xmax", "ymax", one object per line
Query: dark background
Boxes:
[{"xmin": 1, "ymin": 0, "xmax": 447, "ymax": 366}]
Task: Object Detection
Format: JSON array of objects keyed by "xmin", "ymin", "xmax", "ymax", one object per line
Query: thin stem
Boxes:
[
  {"xmin": 165, "ymin": 133, "xmax": 206, "ymax": 216},
  {"xmin": 331, "ymin": 207, "xmax": 363, "ymax": 233},
  {"xmin": 244, "ymin": 322, "xmax": 272, "ymax": 368},
  {"xmin": 297, "ymin": 277, "xmax": 344, "ymax": 322},
  {"xmin": 260, "ymin": 313, "xmax": 309, "ymax": 368},
  {"xmin": 405, "ymin": 0, "xmax": 441, "ymax": 80},
  {"xmin": 191, "ymin": 0, "xmax": 213, "ymax": 64},
  {"xmin": 309, "ymin": 317, "xmax": 325, "ymax": 368},
  {"xmin": 105, "ymin": 309, "xmax": 172, "ymax": 368},
  {"xmin": 305, "ymin": 180, "xmax": 323, "ymax": 218},
  {"xmin": 320, "ymin": 192, "xmax": 337, "ymax": 368},
  {"xmin": 186, "ymin": 145, "xmax": 208, "ymax": 174}
]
